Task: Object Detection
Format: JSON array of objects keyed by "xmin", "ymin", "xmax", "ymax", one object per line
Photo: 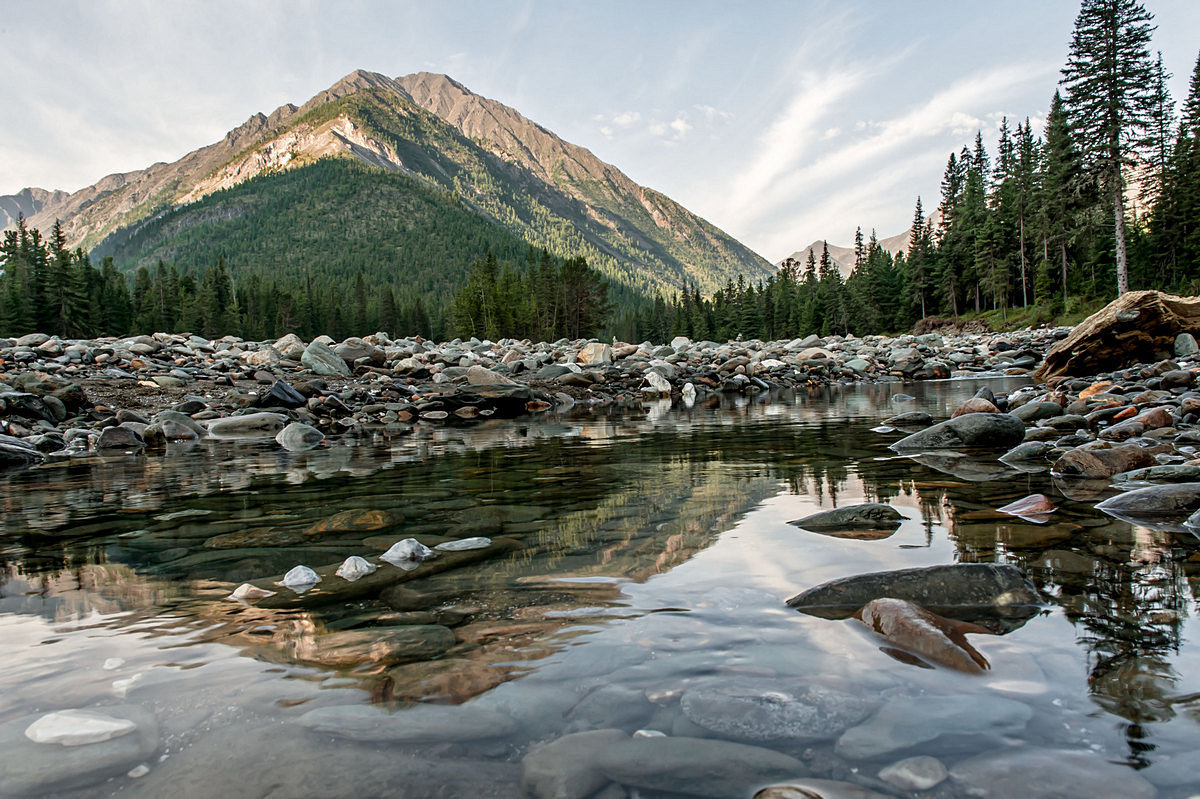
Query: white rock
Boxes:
[
  {"xmin": 228, "ymin": 583, "xmax": 277, "ymax": 602},
  {"xmin": 379, "ymin": 538, "xmax": 435, "ymax": 570},
  {"xmin": 102, "ymin": 658, "xmax": 125, "ymax": 671},
  {"xmin": 681, "ymin": 383, "xmax": 696, "ymax": 407},
  {"xmin": 879, "ymin": 755, "xmax": 948, "ymax": 790},
  {"xmin": 434, "ymin": 537, "xmax": 492, "ymax": 552},
  {"xmin": 25, "ymin": 710, "xmax": 138, "ymax": 746},
  {"xmin": 127, "ymin": 764, "xmax": 150, "ymax": 778},
  {"xmin": 642, "ymin": 371, "xmax": 671, "ymax": 396},
  {"xmin": 276, "ymin": 565, "xmax": 321, "ymax": 592},
  {"xmin": 334, "ymin": 556, "xmax": 377, "ymax": 582}
]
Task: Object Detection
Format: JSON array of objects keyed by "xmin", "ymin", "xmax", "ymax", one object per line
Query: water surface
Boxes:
[{"xmin": 2, "ymin": 378, "xmax": 1198, "ymax": 797}]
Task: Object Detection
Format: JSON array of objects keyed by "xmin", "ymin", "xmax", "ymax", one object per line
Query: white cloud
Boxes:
[
  {"xmin": 694, "ymin": 104, "xmax": 733, "ymax": 121},
  {"xmin": 669, "ymin": 116, "xmax": 692, "ymax": 138},
  {"xmin": 613, "ymin": 111, "xmax": 641, "ymax": 127}
]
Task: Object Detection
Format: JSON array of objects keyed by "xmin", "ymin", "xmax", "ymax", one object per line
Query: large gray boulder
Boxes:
[
  {"xmin": 890, "ymin": 413, "xmax": 1025, "ymax": 451},
  {"xmin": 301, "ymin": 340, "xmax": 351, "ymax": 377},
  {"xmin": 787, "ymin": 563, "xmax": 1041, "ymax": 623}
]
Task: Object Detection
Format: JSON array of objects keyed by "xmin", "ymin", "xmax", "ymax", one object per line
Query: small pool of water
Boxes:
[{"xmin": 1, "ymin": 378, "xmax": 1198, "ymax": 798}]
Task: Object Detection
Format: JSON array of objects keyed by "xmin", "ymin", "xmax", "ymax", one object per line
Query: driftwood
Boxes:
[{"xmin": 1034, "ymin": 290, "xmax": 1200, "ymax": 381}]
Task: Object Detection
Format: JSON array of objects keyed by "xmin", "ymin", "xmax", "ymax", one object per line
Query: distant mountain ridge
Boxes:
[
  {"xmin": 783, "ymin": 210, "xmax": 941, "ymax": 279},
  {"xmin": 2, "ymin": 69, "xmax": 772, "ymax": 298}
]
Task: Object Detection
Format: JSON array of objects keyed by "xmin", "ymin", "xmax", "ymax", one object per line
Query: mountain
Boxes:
[
  {"xmin": 0, "ymin": 187, "xmax": 69, "ymax": 230},
  {"xmin": 782, "ymin": 211, "xmax": 941, "ymax": 279},
  {"xmin": 5, "ymin": 69, "xmax": 772, "ymax": 300}
]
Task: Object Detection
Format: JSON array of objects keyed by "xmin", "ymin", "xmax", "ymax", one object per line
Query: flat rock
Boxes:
[
  {"xmin": 878, "ymin": 755, "xmax": 948, "ymax": 790},
  {"xmin": 0, "ymin": 705, "xmax": 158, "ymax": 796},
  {"xmin": 1095, "ymin": 481, "xmax": 1200, "ymax": 524},
  {"xmin": 788, "ymin": 503, "xmax": 903, "ymax": 537},
  {"xmin": 280, "ymin": 625, "xmax": 455, "ymax": 668},
  {"xmin": 890, "ymin": 413, "xmax": 1026, "ymax": 451},
  {"xmin": 787, "ymin": 563, "xmax": 1041, "ymax": 625},
  {"xmin": 835, "ymin": 694, "xmax": 1032, "ymax": 760},
  {"xmin": 680, "ymin": 679, "xmax": 875, "ymax": 742},
  {"xmin": 299, "ymin": 703, "xmax": 518, "ymax": 742},
  {"xmin": 205, "ymin": 412, "xmax": 288, "ymax": 438},
  {"xmin": 521, "ymin": 729, "xmax": 628, "ymax": 799},
  {"xmin": 949, "ymin": 748, "xmax": 1154, "ymax": 798},
  {"xmin": 595, "ymin": 736, "xmax": 807, "ymax": 798}
]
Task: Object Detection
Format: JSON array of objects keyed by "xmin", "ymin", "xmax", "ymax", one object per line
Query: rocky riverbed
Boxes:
[{"xmin": 1, "ymin": 323, "xmax": 1063, "ymax": 469}]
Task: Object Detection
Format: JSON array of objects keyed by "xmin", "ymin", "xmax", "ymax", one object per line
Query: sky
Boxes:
[{"xmin": 1, "ymin": 0, "xmax": 1198, "ymax": 262}]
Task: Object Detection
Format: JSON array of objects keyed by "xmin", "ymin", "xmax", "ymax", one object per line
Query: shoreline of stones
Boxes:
[{"xmin": 0, "ymin": 322, "xmax": 1182, "ymax": 479}]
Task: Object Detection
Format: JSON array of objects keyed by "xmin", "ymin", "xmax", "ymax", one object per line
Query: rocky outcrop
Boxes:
[{"xmin": 1034, "ymin": 290, "xmax": 1200, "ymax": 381}]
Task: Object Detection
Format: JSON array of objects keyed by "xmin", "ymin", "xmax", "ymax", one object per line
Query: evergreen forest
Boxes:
[{"xmin": 2, "ymin": 0, "xmax": 1198, "ymax": 345}]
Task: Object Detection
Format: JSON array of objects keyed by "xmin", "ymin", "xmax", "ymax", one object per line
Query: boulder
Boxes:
[
  {"xmin": 890, "ymin": 413, "xmax": 1025, "ymax": 451},
  {"xmin": 1034, "ymin": 290, "xmax": 1200, "ymax": 380},
  {"xmin": 1095, "ymin": 482, "xmax": 1200, "ymax": 524},
  {"xmin": 836, "ymin": 695, "xmax": 1032, "ymax": 760},
  {"xmin": 788, "ymin": 503, "xmax": 903, "ymax": 539},
  {"xmin": 679, "ymin": 679, "xmax": 875, "ymax": 742},
  {"xmin": 466, "ymin": 365, "xmax": 517, "ymax": 386},
  {"xmin": 205, "ymin": 412, "xmax": 288, "ymax": 439},
  {"xmin": 521, "ymin": 729, "xmax": 628, "ymax": 799},
  {"xmin": 949, "ymin": 748, "xmax": 1154, "ymax": 799},
  {"xmin": 301, "ymin": 340, "xmax": 351, "ymax": 377},
  {"xmin": 856, "ymin": 598, "xmax": 991, "ymax": 673},
  {"xmin": 787, "ymin": 563, "xmax": 1041, "ymax": 627},
  {"xmin": 594, "ymin": 737, "xmax": 807, "ymax": 799},
  {"xmin": 950, "ymin": 397, "xmax": 1000, "ymax": 417},
  {"xmin": 576, "ymin": 342, "xmax": 613, "ymax": 365},
  {"xmin": 1050, "ymin": 443, "xmax": 1156, "ymax": 479}
]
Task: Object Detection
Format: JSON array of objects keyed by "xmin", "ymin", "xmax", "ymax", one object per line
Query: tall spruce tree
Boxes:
[{"xmin": 1060, "ymin": 0, "xmax": 1158, "ymax": 295}]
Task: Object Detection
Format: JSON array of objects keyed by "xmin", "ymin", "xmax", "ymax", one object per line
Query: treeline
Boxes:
[
  {"xmin": 450, "ymin": 249, "xmax": 611, "ymax": 341},
  {"xmin": 1, "ymin": 215, "xmax": 437, "ymax": 341}
]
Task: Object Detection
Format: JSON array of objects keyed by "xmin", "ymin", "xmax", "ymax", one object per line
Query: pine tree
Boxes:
[{"xmin": 1060, "ymin": 0, "xmax": 1158, "ymax": 295}]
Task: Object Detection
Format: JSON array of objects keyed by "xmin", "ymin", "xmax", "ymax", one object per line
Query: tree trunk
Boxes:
[
  {"xmin": 1019, "ymin": 217, "xmax": 1028, "ymax": 307},
  {"xmin": 1113, "ymin": 176, "xmax": 1129, "ymax": 295}
]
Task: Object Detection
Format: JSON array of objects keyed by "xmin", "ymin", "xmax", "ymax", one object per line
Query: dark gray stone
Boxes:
[
  {"xmin": 789, "ymin": 503, "xmax": 903, "ymax": 533},
  {"xmin": 890, "ymin": 413, "xmax": 1026, "ymax": 451}
]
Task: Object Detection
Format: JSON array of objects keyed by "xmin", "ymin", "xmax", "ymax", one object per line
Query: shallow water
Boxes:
[{"xmin": 1, "ymin": 378, "xmax": 1198, "ymax": 798}]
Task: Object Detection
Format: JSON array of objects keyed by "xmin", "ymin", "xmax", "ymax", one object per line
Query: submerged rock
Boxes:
[
  {"xmin": 299, "ymin": 703, "xmax": 517, "ymax": 742},
  {"xmin": 24, "ymin": 709, "xmax": 138, "ymax": 746},
  {"xmin": 521, "ymin": 729, "xmax": 628, "ymax": 799},
  {"xmin": 755, "ymin": 780, "xmax": 891, "ymax": 799},
  {"xmin": 949, "ymin": 748, "xmax": 1155, "ymax": 799},
  {"xmin": 0, "ymin": 705, "xmax": 158, "ymax": 796},
  {"xmin": 995, "ymin": 493, "xmax": 1056, "ymax": 522},
  {"xmin": 890, "ymin": 413, "xmax": 1025, "ymax": 451},
  {"xmin": 1051, "ymin": 444, "xmax": 1157, "ymax": 479},
  {"xmin": 594, "ymin": 736, "xmax": 807, "ymax": 799},
  {"xmin": 855, "ymin": 598, "xmax": 991, "ymax": 673},
  {"xmin": 836, "ymin": 694, "xmax": 1033, "ymax": 760},
  {"xmin": 205, "ymin": 412, "xmax": 288, "ymax": 438},
  {"xmin": 679, "ymin": 679, "xmax": 876, "ymax": 742},
  {"xmin": 275, "ymin": 421, "xmax": 324, "ymax": 451}
]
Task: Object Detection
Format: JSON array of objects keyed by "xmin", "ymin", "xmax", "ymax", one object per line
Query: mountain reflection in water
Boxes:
[{"xmin": 1, "ymin": 378, "xmax": 1198, "ymax": 797}]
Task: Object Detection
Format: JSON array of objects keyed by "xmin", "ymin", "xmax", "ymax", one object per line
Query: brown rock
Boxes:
[
  {"xmin": 952, "ymin": 397, "xmax": 1001, "ymax": 417},
  {"xmin": 1079, "ymin": 381, "xmax": 1114, "ymax": 399},
  {"xmin": 305, "ymin": 508, "xmax": 398, "ymax": 535},
  {"xmin": 1051, "ymin": 444, "xmax": 1157, "ymax": 479},
  {"xmin": 1034, "ymin": 291, "xmax": 1200, "ymax": 381},
  {"xmin": 1133, "ymin": 406, "xmax": 1174, "ymax": 429}
]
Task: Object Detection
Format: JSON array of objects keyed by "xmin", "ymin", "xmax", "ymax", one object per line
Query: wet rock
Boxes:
[
  {"xmin": 24, "ymin": 709, "xmax": 138, "ymax": 745},
  {"xmin": 1113, "ymin": 464, "xmax": 1200, "ymax": 483},
  {"xmin": 999, "ymin": 441, "xmax": 1054, "ymax": 462},
  {"xmin": 788, "ymin": 503, "xmax": 903, "ymax": 538},
  {"xmin": 882, "ymin": 411, "xmax": 932, "ymax": 428},
  {"xmin": 856, "ymin": 598, "xmax": 991, "ymax": 673},
  {"xmin": 1095, "ymin": 481, "xmax": 1200, "ymax": 524},
  {"xmin": 949, "ymin": 748, "xmax": 1154, "ymax": 799},
  {"xmin": 836, "ymin": 694, "xmax": 1032, "ymax": 760},
  {"xmin": 679, "ymin": 679, "xmax": 875, "ymax": 742},
  {"xmin": 1010, "ymin": 401, "xmax": 1064, "ymax": 423},
  {"xmin": 995, "ymin": 493, "xmax": 1056, "ymax": 521},
  {"xmin": 568, "ymin": 685, "xmax": 655, "ymax": 730},
  {"xmin": 305, "ymin": 508, "xmax": 397, "ymax": 534},
  {"xmin": 890, "ymin": 413, "xmax": 1025, "ymax": 451},
  {"xmin": 96, "ymin": 425, "xmax": 145, "ymax": 450},
  {"xmin": 521, "ymin": 729, "xmax": 628, "ymax": 799},
  {"xmin": 277, "ymin": 565, "xmax": 321, "ymax": 591},
  {"xmin": 1051, "ymin": 443, "xmax": 1156, "ymax": 479},
  {"xmin": 878, "ymin": 755, "xmax": 948, "ymax": 791},
  {"xmin": 0, "ymin": 434, "xmax": 45, "ymax": 467},
  {"xmin": 205, "ymin": 412, "xmax": 288, "ymax": 438},
  {"xmin": 298, "ymin": 703, "xmax": 518, "ymax": 742},
  {"xmin": 755, "ymin": 780, "xmax": 891, "ymax": 799},
  {"xmin": 334, "ymin": 556, "xmax": 377, "ymax": 582},
  {"xmin": 787, "ymin": 563, "xmax": 1041, "ymax": 625},
  {"xmin": 1035, "ymin": 290, "xmax": 1200, "ymax": 380},
  {"xmin": 0, "ymin": 704, "xmax": 158, "ymax": 796},
  {"xmin": 275, "ymin": 421, "xmax": 324, "ymax": 451},
  {"xmin": 301, "ymin": 339, "xmax": 351, "ymax": 377},
  {"xmin": 594, "ymin": 736, "xmax": 807, "ymax": 798},
  {"xmin": 205, "ymin": 528, "xmax": 306, "ymax": 549},
  {"xmin": 282, "ymin": 625, "xmax": 455, "ymax": 668}
]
